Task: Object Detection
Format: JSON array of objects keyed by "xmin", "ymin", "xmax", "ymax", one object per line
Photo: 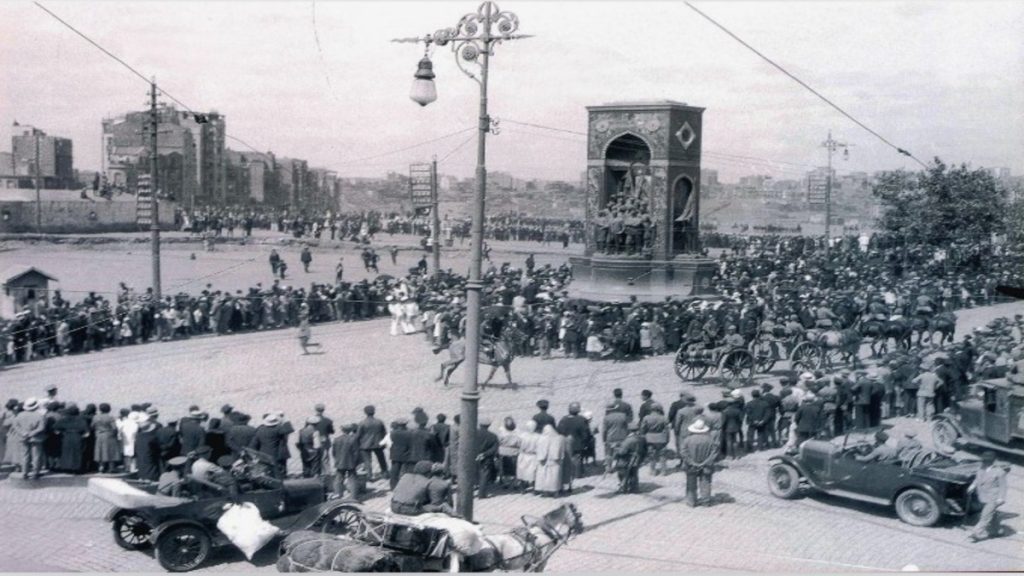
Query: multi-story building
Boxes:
[
  {"xmin": 12, "ymin": 128, "xmax": 75, "ymax": 189},
  {"xmin": 102, "ymin": 106, "xmax": 223, "ymax": 205}
]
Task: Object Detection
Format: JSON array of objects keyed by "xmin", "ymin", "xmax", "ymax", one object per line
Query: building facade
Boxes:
[{"xmin": 12, "ymin": 129, "xmax": 75, "ymax": 189}]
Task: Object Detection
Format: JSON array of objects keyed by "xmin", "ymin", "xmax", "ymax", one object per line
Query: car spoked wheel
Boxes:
[
  {"xmin": 766, "ymin": 463, "xmax": 801, "ymax": 499},
  {"xmin": 155, "ymin": 526, "xmax": 211, "ymax": 572},
  {"xmin": 112, "ymin": 512, "xmax": 152, "ymax": 550},
  {"xmin": 895, "ymin": 489, "xmax": 941, "ymax": 527}
]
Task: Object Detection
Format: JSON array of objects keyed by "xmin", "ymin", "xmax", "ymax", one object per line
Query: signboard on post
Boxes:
[
  {"xmin": 409, "ymin": 163, "xmax": 435, "ymax": 216},
  {"xmin": 136, "ymin": 173, "xmax": 153, "ymax": 227}
]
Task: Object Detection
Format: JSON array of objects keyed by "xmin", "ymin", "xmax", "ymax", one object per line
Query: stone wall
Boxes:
[{"xmin": 0, "ymin": 200, "xmax": 177, "ymax": 234}]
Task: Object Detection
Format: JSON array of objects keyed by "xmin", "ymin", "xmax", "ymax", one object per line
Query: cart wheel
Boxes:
[
  {"xmin": 790, "ymin": 342, "xmax": 821, "ymax": 372},
  {"xmin": 674, "ymin": 349, "xmax": 709, "ymax": 382},
  {"xmin": 112, "ymin": 511, "xmax": 152, "ymax": 550},
  {"xmin": 752, "ymin": 341, "xmax": 777, "ymax": 373},
  {"xmin": 154, "ymin": 525, "xmax": 210, "ymax": 572},
  {"xmin": 931, "ymin": 419, "xmax": 960, "ymax": 454},
  {"xmin": 822, "ymin": 347, "xmax": 843, "ymax": 368},
  {"xmin": 720, "ymin": 350, "xmax": 754, "ymax": 389},
  {"xmin": 317, "ymin": 503, "xmax": 362, "ymax": 535}
]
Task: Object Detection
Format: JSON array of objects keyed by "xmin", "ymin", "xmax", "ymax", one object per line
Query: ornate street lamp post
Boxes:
[{"xmin": 395, "ymin": 1, "xmax": 529, "ymax": 521}]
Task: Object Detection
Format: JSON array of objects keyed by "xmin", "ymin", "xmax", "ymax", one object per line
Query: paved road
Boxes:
[{"xmin": 0, "ymin": 301, "xmax": 1021, "ymax": 572}]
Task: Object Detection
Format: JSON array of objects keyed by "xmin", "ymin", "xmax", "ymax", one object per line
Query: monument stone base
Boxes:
[{"xmin": 567, "ymin": 254, "xmax": 718, "ymax": 303}]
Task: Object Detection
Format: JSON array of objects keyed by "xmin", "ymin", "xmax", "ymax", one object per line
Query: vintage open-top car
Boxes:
[
  {"xmin": 88, "ymin": 450, "xmax": 357, "ymax": 572},
  {"xmin": 932, "ymin": 377, "xmax": 1024, "ymax": 457},
  {"xmin": 766, "ymin": 430, "xmax": 981, "ymax": 527}
]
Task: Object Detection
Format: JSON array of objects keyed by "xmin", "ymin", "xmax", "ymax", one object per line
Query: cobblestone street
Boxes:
[{"xmin": 1, "ymin": 301, "xmax": 1021, "ymax": 572}]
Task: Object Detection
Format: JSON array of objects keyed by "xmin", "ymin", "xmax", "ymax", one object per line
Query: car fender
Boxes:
[
  {"xmin": 150, "ymin": 519, "xmax": 213, "ymax": 546},
  {"xmin": 105, "ymin": 507, "xmax": 124, "ymax": 522},
  {"xmin": 891, "ymin": 482, "xmax": 947, "ymax": 511},
  {"xmin": 767, "ymin": 455, "xmax": 818, "ymax": 487}
]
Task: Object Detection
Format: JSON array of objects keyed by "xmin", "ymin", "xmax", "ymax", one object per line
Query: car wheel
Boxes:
[
  {"xmin": 154, "ymin": 525, "xmax": 211, "ymax": 572},
  {"xmin": 895, "ymin": 489, "xmax": 941, "ymax": 527},
  {"xmin": 767, "ymin": 463, "xmax": 801, "ymax": 499},
  {"xmin": 931, "ymin": 420, "xmax": 959, "ymax": 454},
  {"xmin": 112, "ymin": 511, "xmax": 152, "ymax": 550}
]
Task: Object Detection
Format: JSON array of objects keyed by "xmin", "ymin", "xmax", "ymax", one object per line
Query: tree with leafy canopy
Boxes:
[{"xmin": 872, "ymin": 158, "xmax": 1008, "ymax": 247}]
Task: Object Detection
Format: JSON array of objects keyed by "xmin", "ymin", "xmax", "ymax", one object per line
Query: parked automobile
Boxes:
[
  {"xmin": 88, "ymin": 450, "xmax": 356, "ymax": 572},
  {"xmin": 766, "ymin": 430, "xmax": 980, "ymax": 527},
  {"xmin": 932, "ymin": 378, "xmax": 1024, "ymax": 457}
]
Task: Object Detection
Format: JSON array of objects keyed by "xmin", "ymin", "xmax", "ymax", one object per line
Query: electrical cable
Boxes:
[{"xmin": 683, "ymin": 1, "xmax": 928, "ymax": 168}]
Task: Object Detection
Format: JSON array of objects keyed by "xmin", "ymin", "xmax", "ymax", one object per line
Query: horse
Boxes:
[
  {"xmin": 907, "ymin": 314, "xmax": 931, "ymax": 347},
  {"xmin": 857, "ymin": 318, "xmax": 888, "ymax": 357},
  {"xmin": 459, "ymin": 503, "xmax": 584, "ymax": 572},
  {"xmin": 436, "ymin": 337, "xmax": 514, "ymax": 388},
  {"xmin": 928, "ymin": 312, "xmax": 956, "ymax": 346},
  {"xmin": 808, "ymin": 328, "xmax": 863, "ymax": 368}
]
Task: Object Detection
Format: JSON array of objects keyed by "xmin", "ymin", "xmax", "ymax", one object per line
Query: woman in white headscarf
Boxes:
[
  {"xmin": 534, "ymin": 424, "xmax": 566, "ymax": 496},
  {"xmin": 515, "ymin": 420, "xmax": 540, "ymax": 492}
]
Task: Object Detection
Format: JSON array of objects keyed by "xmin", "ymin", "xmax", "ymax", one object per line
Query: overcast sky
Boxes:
[{"xmin": 1, "ymin": 1, "xmax": 1022, "ymax": 183}]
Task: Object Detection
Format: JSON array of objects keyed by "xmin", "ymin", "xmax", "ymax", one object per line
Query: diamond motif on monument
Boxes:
[{"xmin": 675, "ymin": 122, "xmax": 696, "ymax": 150}]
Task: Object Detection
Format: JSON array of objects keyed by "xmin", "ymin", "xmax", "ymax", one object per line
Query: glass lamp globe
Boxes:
[{"xmin": 410, "ymin": 57, "xmax": 437, "ymax": 107}]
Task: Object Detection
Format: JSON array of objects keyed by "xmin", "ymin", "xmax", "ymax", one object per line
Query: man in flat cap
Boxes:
[{"xmin": 475, "ymin": 417, "xmax": 499, "ymax": 499}]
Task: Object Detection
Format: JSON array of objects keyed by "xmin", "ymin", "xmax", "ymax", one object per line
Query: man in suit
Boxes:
[
  {"xmin": 409, "ymin": 411, "xmax": 441, "ymax": 464},
  {"xmin": 532, "ymin": 399, "xmax": 556, "ymax": 431},
  {"xmin": 794, "ymin": 394, "xmax": 822, "ymax": 445},
  {"xmin": 475, "ymin": 417, "xmax": 500, "ymax": 499},
  {"xmin": 602, "ymin": 402, "xmax": 629, "ymax": 474},
  {"xmin": 225, "ymin": 413, "xmax": 256, "ymax": 460},
  {"xmin": 744, "ymin": 389, "xmax": 771, "ymax": 452},
  {"xmin": 611, "ymin": 388, "xmax": 634, "ymax": 423},
  {"xmin": 558, "ymin": 402, "xmax": 594, "ymax": 480},
  {"xmin": 178, "ymin": 406, "xmax": 207, "ymax": 454},
  {"xmin": 356, "ymin": 405, "xmax": 388, "ymax": 481},
  {"xmin": 760, "ymin": 384, "xmax": 781, "ymax": 448},
  {"xmin": 388, "ymin": 418, "xmax": 414, "ymax": 490},
  {"xmin": 332, "ymin": 424, "xmax": 363, "ymax": 500},
  {"xmin": 638, "ymin": 390, "xmax": 656, "ymax": 423},
  {"xmin": 313, "ymin": 403, "xmax": 335, "ymax": 472},
  {"xmin": 249, "ymin": 413, "xmax": 287, "ymax": 478},
  {"xmin": 968, "ymin": 451, "xmax": 1009, "ymax": 542}
]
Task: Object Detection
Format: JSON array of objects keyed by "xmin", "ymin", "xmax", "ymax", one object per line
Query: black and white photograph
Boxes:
[{"xmin": 0, "ymin": 0, "xmax": 1021, "ymax": 572}]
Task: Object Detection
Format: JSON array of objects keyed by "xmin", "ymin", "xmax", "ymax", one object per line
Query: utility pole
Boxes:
[
  {"xmin": 431, "ymin": 156, "xmax": 441, "ymax": 277},
  {"xmin": 150, "ymin": 79, "xmax": 162, "ymax": 300},
  {"xmin": 34, "ymin": 131, "xmax": 41, "ymax": 233},
  {"xmin": 821, "ymin": 130, "xmax": 848, "ymax": 261}
]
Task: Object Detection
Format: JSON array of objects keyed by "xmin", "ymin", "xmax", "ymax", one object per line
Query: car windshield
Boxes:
[{"xmin": 836, "ymin": 430, "xmax": 878, "ymax": 450}]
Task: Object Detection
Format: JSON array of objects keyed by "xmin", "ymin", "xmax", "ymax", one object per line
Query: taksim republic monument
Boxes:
[{"xmin": 569, "ymin": 100, "xmax": 718, "ymax": 302}]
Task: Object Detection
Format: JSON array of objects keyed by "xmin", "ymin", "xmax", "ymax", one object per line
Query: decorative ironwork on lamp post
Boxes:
[{"xmin": 394, "ymin": 1, "xmax": 530, "ymax": 522}]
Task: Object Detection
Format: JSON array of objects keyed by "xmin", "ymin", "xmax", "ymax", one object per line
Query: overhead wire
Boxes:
[{"xmin": 683, "ymin": 1, "xmax": 928, "ymax": 168}]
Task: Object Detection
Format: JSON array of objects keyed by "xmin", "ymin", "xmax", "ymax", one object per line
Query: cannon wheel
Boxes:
[
  {"xmin": 674, "ymin": 348, "xmax": 709, "ymax": 382},
  {"xmin": 315, "ymin": 503, "xmax": 363, "ymax": 536},
  {"xmin": 790, "ymin": 342, "xmax": 822, "ymax": 372},
  {"xmin": 720, "ymin": 349, "xmax": 755, "ymax": 389},
  {"xmin": 751, "ymin": 340, "xmax": 777, "ymax": 373}
]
